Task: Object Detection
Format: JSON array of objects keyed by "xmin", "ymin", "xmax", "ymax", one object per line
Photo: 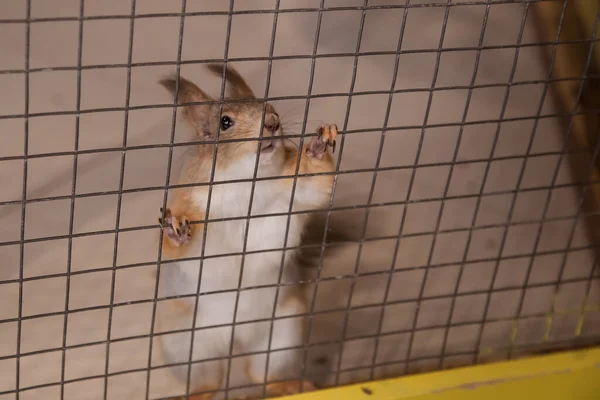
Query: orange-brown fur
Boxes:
[
  {"xmin": 174, "ymin": 385, "xmax": 220, "ymax": 400},
  {"xmin": 157, "ymin": 64, "xmax": 338, "ymax": 399},
  {"xmin": 280, "ymin": 131, "xmax": 336, "ymax": 193},
  {"xmin": 161, "ymin": 188, "xmax": 206, "ymax": 260},
  {"xmin": 244, "ymin": 360, "xmax": 316, "ymax": 397}
]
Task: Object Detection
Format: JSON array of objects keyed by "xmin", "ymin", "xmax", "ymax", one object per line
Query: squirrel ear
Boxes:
[
  {"xmin": 206, "ymin": 63, "xmax": 255, "ymax": 99},
  {"xmin": 160, "ymin": 75, "xmax": 213, "ymax": 134}
]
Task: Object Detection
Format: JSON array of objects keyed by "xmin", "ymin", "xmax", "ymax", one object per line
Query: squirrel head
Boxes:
[{"xmin": 160, "ymin": 64, "xmax": 284, "ymax": 169}]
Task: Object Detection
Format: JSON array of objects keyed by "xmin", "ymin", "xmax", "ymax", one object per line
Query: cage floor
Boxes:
[{"xmin": 1, "ymin": 1, "xmax": 599, "ymax": 399}]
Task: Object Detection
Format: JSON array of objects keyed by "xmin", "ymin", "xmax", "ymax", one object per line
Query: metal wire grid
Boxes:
[{"xmin": 1, "ymin": 0, "xmax": 600, "ymax": 399}]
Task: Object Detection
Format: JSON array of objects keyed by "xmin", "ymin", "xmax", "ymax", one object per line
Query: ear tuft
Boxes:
[
  {"xmin": 158, "ymin": 74, "xmax": 211, "ymax": 133},
  {"xmin": 159, "ymin": 75, "xmax": 205, "ymax": 105},
  {"xmin": 159, "ymin": 77, "xmax": 177, "ymax": 96},
  {"xmin": 206, "ymin": 63, "xmax": 226, "ymax": 78},
  {"xmin": 206, "ymin": 63, "xmax": 255, "ymax": 99}
]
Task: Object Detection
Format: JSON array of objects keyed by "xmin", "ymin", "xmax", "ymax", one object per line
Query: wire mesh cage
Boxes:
[{"xmin": 1, "ymin": 0, "xmax": 600, "ymax": 399}]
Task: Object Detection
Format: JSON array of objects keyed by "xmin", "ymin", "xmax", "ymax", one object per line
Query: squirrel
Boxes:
[{"xmin": 156, "ymin": 64, "xmax": 338, "ymax": 399}]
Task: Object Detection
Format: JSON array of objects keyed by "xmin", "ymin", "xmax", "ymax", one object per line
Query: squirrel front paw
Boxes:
[
  {"xmin": 307, "ymin": 124, "xmax": 337, "ymax": 160},
  {"xmin": 158, "ymin": 208, "xmax": 192, "ymax": 247}
]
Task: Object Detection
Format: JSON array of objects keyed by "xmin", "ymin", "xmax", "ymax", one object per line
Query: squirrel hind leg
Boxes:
[
  {"xmin": 174, "ymin": 385, "xmax": 219, "ymax": 400},
  {"xmin": 243, "ymin": 294, "xmax": 317, "ymax": 397}
]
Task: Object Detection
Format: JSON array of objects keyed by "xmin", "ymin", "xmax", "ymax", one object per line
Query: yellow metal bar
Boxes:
[{"xmin": 285, "ymin": 347, "xmax": 600, "ymax": 400}]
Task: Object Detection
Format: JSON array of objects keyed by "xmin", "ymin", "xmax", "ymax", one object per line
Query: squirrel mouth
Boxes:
[{"xmin": 260, "ymin": 138, "xmax": 279, "ymax": 153}]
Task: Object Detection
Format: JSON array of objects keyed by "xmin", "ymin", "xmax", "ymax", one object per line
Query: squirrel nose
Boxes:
[
  {"xmin": 264, "ymin": 112, "xmax": 281, "ymax": 133},
  {"xmin": 264, "ymin": 123, "xmax": 280, "ymax": 132}
]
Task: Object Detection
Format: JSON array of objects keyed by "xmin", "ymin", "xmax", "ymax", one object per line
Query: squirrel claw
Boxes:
[
  {"xmin": 307, "ymin": 124, "xmax": 338, "ymax": 160},
  {"xmin": 159, "ymin": 208, "xmax": 192, "ymax": 247}
]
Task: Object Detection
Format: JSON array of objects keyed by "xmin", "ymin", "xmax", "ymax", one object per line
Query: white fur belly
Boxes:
[
  {"xmin": 159, "ymin": 154, "xmax": 320, "ymax": 390},
  {"xmin": 160, "ymin": 166, "xmax": 307, "ymax": 360},
  {"xmin": 160, "ymin": 212, "xmax": 304, "ymax": 323}
]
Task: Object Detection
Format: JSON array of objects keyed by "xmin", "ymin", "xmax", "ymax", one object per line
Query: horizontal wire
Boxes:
[
  {"xmin": 0, "ymin": 132, "xmax": 594, "ymax": 168},
  {"xmin": 2, "ymin": 41, "xmax": 600, "ymax": 76},
  {"xmin": 2, "ymin": 177, "xmax": 599, "ymax": 250},
  {"xmin": 0, "ymin": 0, "xmax": 568, "ymax": 25},
  {"xmin": 1, "ymin": 144, "xmax": 597, "ymax": 206},
  {"xmin": 2, "ymin": 80, "xmax": 600, "ymax": 121},
  {"xmin": 0, "ymin": 121, "xmax": 597, "ymax": 215},
  {"xmin": 3, "ymin": 323, "xmax": 598, "ymax": 397},
  {"xmin": 2, "ymin": 268, "xmax": 598, "ymax": 330},
  {"xmin": 2, "ymin": 225, "xmax": 599, "ymax": 286}
]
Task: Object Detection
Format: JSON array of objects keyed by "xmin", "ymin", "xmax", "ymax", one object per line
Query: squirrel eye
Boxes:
[{"xmin": 220, "ymin": 115, "xmax": 234, "ymax": 131}]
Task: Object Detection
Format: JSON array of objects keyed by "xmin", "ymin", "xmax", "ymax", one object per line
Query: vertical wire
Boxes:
[
  {"xmin": 237, "ymin": 0, "xmax": 285, "ymax": 396},
  {"xmin": 368, "ymin": 0, "xmax": 493, "ymax": 376},
  {"xmin": 432, "ymin": 1, "xmax": 493, "ymax": 368},
  {"xmin": 390, "ymin": 0, "xmax": 455, "ymax": 375},
  {"xmin": 541, "ymin": 11, "xmax": 600, "ymax": 344},
  {"xmin": 575, "ymin": 242, "xmax": 600, "ymax": 337},
  {"xmin": 145, "ymin": 0, "xmax": 189, "ymax": 399},
  {"xmin": 316, "ymin": 0, "xmax": 372, "ymax": 386},
  {"xmin": 295, "ymin": 0, "xmax": 348, "ymax": 387},
  {"xmin": 557, "ymin": 122, "xmax": 600, "ymax": 342},
  {"xmin": 507, "ymin": 7, "xmax": 600, "ymax": 358},
  {"xmin": 329, "ymin": 0, "xmax": 452, "ymax": 379},
  {"xmin": 103, "ymin": 1, "xmax": 137, "ymax": 398},
  {"xmin": 243, "ymin": 0, "xmax": 330, "ymax": 394},
  {"xmin": 258, "ymin": 0, "xmax": 330, "ymax": 395},
  {"xmin": 470, "ymin": 0, "xmax": 571, "ymax": 362},
  {"xmin": 183, "ymin": 1, "xmax": 235, "ymax": 398},
  {"xmin": 15, "ymin": 1, "xmax": 31, "ymax": 399},
  {"xmin": 290, "ymin": 0, "xmax": 371, "ymax": 387},
  {"xmin": 445, "ymin": 0, "xmax": 530, "ymax": 361},
  {"xmin": 576, "ymin": 35, "xmax": 600, "ymax": 334},
  {"xmin": 360, "ymin": 0, "xmax": 412, "ymax": 381},
  {"xmin": 59, "ymin": 0, "xmax": 85, "ymax": 398},
  {"xmin": 216, "ymin": 1, "xmax": 282, "ymax": 398}
]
